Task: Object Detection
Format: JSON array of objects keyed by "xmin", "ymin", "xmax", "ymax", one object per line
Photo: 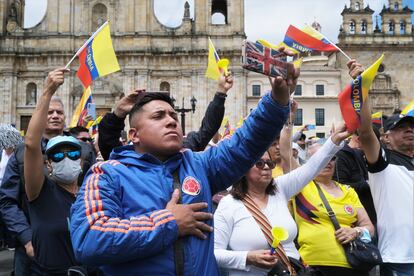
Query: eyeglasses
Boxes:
[
  {"xmin": 79, "ymin": 137, "xmax": 92, "ymax": 143},
  {"xmin": 49, "ymin": 150, "xmax": 81, "ymax": 163},
  {"xmin": 255, "ymin": 159, "xmax": 276, "ymax": 170}
]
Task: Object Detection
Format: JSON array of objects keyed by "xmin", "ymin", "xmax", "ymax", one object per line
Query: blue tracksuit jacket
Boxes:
[{"xmin": 70, "ymin": 93, "xmax": 289, "ymax": 275}]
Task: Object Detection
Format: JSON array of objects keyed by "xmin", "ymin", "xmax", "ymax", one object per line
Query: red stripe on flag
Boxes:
[
  {"xmin": 77, "ymin": 48, "xmax": 93, "ymax": 88},
  {"xmin": 338, "ymin": 84, "xmax": 360, "ymax": 132},
  {"xmin": 285, "ymin": 25, "xmax": 338, "ymax": 52},
  {"xmin": 371, "ymin": 119, "xmax": 382, "ymax": 125}
]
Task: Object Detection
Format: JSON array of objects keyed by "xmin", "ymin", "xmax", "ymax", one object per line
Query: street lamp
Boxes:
[{"xmin": 171, "ymin": 96, "xmax": 197, "ymax": 135}]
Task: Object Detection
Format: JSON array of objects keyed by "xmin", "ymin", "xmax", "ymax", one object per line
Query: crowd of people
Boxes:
[{"xmin": 0, "ymin": 52, "xmax": 412, "ymax": 276}]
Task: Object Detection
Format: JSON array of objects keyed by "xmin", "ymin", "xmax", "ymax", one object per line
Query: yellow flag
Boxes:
[
  {"xmin": 205, "ymin": 38, "xmax": 221, "ymax": 80},
  {"xmin": 70, "ymin": 86, "xmax": 92, "ymax": 128},
  {"xmin": 361, "ymin": 54, "xmax": 384, "ymax": 100}
]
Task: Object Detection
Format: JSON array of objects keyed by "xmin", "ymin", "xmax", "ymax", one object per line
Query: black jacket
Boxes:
[
  {"xmin": 99, "ymin": 92, "xmax": 226, "ymax": 160},
  {"xmin": 333, "ymin": 144, "xmax": 377, "ymax": 224}
]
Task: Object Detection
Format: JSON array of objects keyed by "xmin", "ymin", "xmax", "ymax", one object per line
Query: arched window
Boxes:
[
  {"xmin": 400, "ymin": 21, "xmax": 406, "ymax": 34},
  {"xmin": 26, "ymin": 82, "xmax": 37, "ymax": 105},
  {"xmin": 355, "ymin": 2, "xmax": 360, "ymax": 11},
  {"xmin": 361, "ymin": 21, "xmax": 367, "ymax": 34},
  {"xmin": 211, "ymin": 0, "xmax": 227, "ymax": 24},
  {"xmin": 350, "ymin": 21, "xmax": 356, "ymax": 34},
  {"xmin": 394, "ymin": 2, "xmax": 399, "ymax": 11},
  {"xmin": 92, "ymin": 3, "xmax": 107, "ymax": 30},
  {"xmin": 388, "ymin": 21, "xmax": 395, "ymax": 34},
  {"xmin": 160, "ymin": 81, "xmax": 170, "ymax": 92}
]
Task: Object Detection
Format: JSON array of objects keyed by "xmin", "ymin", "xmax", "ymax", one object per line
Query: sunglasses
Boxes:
[
  {"xmin": 79, "ymin": 137, "xmax": 93, "ymax": 143},
  {"xmin": 49, "ymin": 150, "xmax": 81, "ymax": 163},
  {"xmin": 255, "ymin": 159, "xmax": 276, "ymax": 170}
]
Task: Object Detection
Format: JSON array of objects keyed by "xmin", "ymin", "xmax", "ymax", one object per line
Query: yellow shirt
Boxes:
[
  {"xmin": 292, "ymin": 181, "xmax": 363, "ymax": 268},
  {"xmin": 272, "ymin": 165, "xmax": 284, "ymax": 178}
]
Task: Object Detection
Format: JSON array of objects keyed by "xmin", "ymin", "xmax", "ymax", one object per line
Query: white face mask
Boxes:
[{"xmin": 50, "ymin": 158, "xmax": 82, "ymax": 185}]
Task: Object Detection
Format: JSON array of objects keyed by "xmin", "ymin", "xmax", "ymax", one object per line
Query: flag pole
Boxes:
[
  {"xmin": 305, "ymin": 24, "xmax": 353, "ymax": 61},
  {"xmin": 65, "ymin": 21, "xmax": 109, "ymax": 69}
]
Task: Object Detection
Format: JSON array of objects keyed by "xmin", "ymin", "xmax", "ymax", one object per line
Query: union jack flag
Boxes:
[{"xmin": 242, "ymin": 40, "xmax": 287, "ymax": 79}]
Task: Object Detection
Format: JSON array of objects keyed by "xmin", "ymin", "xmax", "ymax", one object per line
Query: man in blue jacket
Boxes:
[{"xmin": 70, "ymin": 64, "xmax": 299, "ymax": 275}]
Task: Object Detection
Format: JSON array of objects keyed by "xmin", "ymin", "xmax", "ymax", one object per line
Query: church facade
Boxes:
[
  {"xmin": 0, "ymin": 0, "xmax": 413, "ymax": 136},
  {"xmin": 0, "ymin": 0, "xmax": 246, "ymax": 133}
]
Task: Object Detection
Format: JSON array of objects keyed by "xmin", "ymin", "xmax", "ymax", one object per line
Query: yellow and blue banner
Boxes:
[{"xmin": 76, "ymin": 21, "xmax": 120, "ymax": 88}]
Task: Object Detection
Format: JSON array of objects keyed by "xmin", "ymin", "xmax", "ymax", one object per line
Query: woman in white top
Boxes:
[{"xmin": 214, "ymin": 124, "xmax": 349, "ymax": 276}]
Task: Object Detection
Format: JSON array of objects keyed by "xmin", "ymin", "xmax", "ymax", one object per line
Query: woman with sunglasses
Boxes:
[
  {"xmin": 214, "ymin": 124, "xmax": 350, "ymax": 276},
  {"xmin": 24, "ymin": 68, "xmax": 84, "ymax": 275}
]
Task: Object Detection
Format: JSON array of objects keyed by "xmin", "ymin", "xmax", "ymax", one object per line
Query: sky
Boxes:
[{"xmin": 24, "ymin": 0, "xmax": 414, "ymax": 43}]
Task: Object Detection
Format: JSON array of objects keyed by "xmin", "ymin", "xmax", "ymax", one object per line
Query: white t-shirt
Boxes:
[
  {"xmin": 367, "ymin": 147, "xmax": 414, "ymax": 263},
  {"xmin": 214, "ymin": 138, "xmax": 342, "ymax": 276}
]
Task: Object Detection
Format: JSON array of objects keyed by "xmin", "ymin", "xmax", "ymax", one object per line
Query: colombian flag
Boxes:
[
  {"xmin": 371, "ymin": 111, "xmax": 383, "ymax": 125},
  {"xmin": 76, "ymin": 22, "xmax": 120, "ymax": 88},
  {"xmin": 283, "ymin": 25, "xmax": 338, "ymax": 54},
  {"xmin": 70, "ymin": 86, "xmax": 93, "ymax": 128},
  {"xmin": 338, "ymin": 54, "xmax": 384, "ymax": 132},
  {"xmin": 401, "ymin": 100, "xmax": 414, "ymax": 117}
]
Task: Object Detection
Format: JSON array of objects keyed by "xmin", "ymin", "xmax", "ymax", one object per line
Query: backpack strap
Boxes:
[{"xmin": 172, "ymin": 171, "xmax": 185, "ymax": 276}]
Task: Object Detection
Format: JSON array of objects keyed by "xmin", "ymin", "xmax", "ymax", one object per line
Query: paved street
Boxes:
[{"xmin": 0, "ymin": 249, "xmax": 13, "ymax": 276}]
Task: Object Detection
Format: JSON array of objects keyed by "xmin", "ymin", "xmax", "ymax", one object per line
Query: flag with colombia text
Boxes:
[
  {"xmin": 76, "ymin": 21, "xmax": 120, "ymax": 88},
  {"xmin": 338, "ymin": 54, "xmax": 384, "ymax": 132}
]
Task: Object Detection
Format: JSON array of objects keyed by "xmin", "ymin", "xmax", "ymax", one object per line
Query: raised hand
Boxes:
[
  {"xmin": 269, "ymin": 47, "xmax": 300, "ymax": 106},
  {"xmin": 44, "ymin": 68, "xmax": 69, "ymax": 95},
  {"xmin": 114, "ymin": 89, "xmax": 146, "ymax": 118},
  {"xmin": 347, "ymin": 59, "xmax": 364, "ymax": 79},
  {"xmin": 246, "ymin": 249, "xmax": 278, "ymax": 269},
  {"xmin": 218, "ymin": 71, "xmax": 233, "ymax": 94},
  {"xmin": 330, "ymin": 123, "xmax": 351, "ymax": 145},
  {"xmin": 166, "ymin": 189, "xmax": 213, "ymax": 240}
]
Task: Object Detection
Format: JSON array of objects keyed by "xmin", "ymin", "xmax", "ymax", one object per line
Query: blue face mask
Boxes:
[{"xmin": 50, "ymin": 157, "xmax": 82, "ymax": 184}]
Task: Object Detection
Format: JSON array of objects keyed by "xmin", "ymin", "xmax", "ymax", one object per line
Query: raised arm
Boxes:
[
  {"xmin": 280, "ymin": 100, "xmax": 300, "ymax": 173},
  {"xmin": 277, "ymin": 124, "xmax": 350, "ymax": 199},
  {"xmin": 347, "ymin": 60, "xmax": 380, "ymax": 164},
  {"xmin": 201, "ymin": 52, "xmax": 300, "ymax": 193},
  {"xmin": 24, "ymin": 68, "xmax": 66, "ymax": 201},
  {"xmin": 98, "ymin": 90, "xmax": 143, "ymax": 160}
]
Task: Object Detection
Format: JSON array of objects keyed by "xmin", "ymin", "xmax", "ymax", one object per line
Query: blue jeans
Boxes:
[{"xmin": 380, "ymin": 263, "xmax": 414, "ymax": 276}]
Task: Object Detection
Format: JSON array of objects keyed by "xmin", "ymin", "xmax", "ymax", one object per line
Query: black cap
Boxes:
[{"xmin": 384, "ymin": 114, "xmax": 414, "ymax": 132}]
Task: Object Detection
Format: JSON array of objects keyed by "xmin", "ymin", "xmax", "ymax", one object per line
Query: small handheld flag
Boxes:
[
  {"xmin": 270, "ymin": 227, "xmax": 288, "ymax": 255},
  {"xmin": 66, "ymin": 21, "xmax": 120, "ymax": 88},
  {"xmin": 205, "ymin": 38, "xmax": 221, "ymax": 80},
  {"xmin": 70, "ymin": 86, "xmax": 93, "ymax": 128},
  {"xmin": 283, "ymin": 25, "xmax": 339, "ymax": 54},
  {"xmin": 371, "ymin": 111, "xmax": 383, "ymax": 125},
  {"xmin": 338, "ymin": 54, "xmax": 384, "ymax": 132}
]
